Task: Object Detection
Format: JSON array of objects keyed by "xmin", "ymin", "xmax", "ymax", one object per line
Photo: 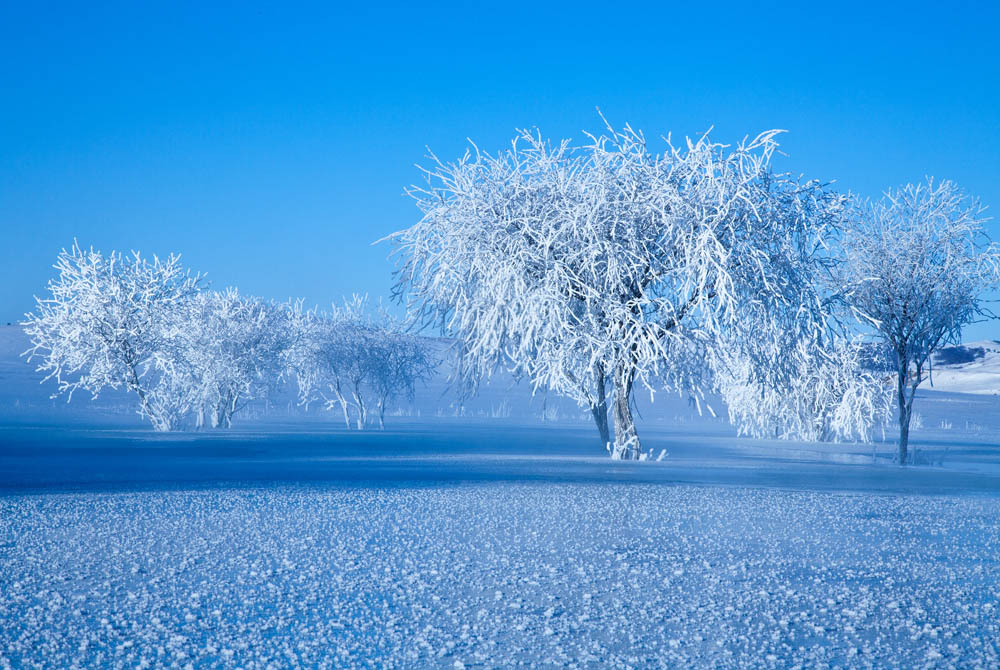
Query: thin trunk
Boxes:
[
  {"xmin": 217, "ymin": 406, "xmax": 232, "ymax": 429},
  {"xmin": 896, "ymin": 360, "xmax": 911, "ymax": 465},
  {"xmin": 332, "ymin": 380, "xmax": 351, "ymax": 429},
  {"xmin": 224, "ymin": 391, "xmax": 240, "ymax": 429},
  {"xmin": 377, "ymin": 398, "xmax": 386, "ymax": 430},
  {"xmin": 352, "ymin": 384, "xmax": 367, "ymax": 430},
  {"xmin": 590, "ymin": 364, "xmax": 611, "ymax": 450},
  {"xmin": 610, "ymin": 365, "xmax": 640, "ymax": 460},
  {"xmin": 126, "ymin": 363, "xmax": 161, "ymax": 430},
  {"xmin": 215, "ymin": 400, "xmax": 226, "ymax": 429}
]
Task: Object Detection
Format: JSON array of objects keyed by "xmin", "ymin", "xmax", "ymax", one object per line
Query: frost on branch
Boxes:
[
  {"xmin": 386, "ymin": 119, "xmax": 846, "ymax": 458},
  {"xmin": 714, "ymin": 330, "xmax": 892, "ymax": 443},
  {"xmin": 24, "ymin": 245, "xmax": 437, "ymax": 431},
  {"xmin": 838, "ymin": 178, "xmax": 1000, "ymax": 463}
]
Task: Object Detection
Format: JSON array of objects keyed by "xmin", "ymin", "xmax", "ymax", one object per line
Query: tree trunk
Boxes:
[
  {"xmin": 610, "ymin": 366, "xmax": 640, "ymax": 460},
  {"xmin": 222, "ymin": 392, "xmax": 239, "ymax": 429},
  {"xmin": 332, "ymin": 381, "xmax": 352, "ymax": 429},
  {"xmin": 590, "ymin": 364, "xmax": 611, "ymax": 450},
  {"xmin": 896, "ymin": 363, "xmax": 911, "ymax": 465},
  {"xmin": 377, "ymin": 398, "xmax": 386, "ymax": 430},
  {"xmin": 352, "ymin": 387, "xmax": 367, "ymax": 430},
  {"xmin": 126, "ymin": 363, "xmax": 162, "ymax": 430}
]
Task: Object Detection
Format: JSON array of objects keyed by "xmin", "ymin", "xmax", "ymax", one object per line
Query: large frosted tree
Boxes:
[
  {"xmin": 839, "ymin": 178, "xmax": 1000, "ymax": 464},
  {"xmin": 386, "ymin": 120, "xmax": 844, "ymax": 459}
]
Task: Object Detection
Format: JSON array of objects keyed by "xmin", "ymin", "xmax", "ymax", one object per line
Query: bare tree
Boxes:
[{"xmin": 839, "ymin": 178, "xmax": 1000, "ymax": 463}]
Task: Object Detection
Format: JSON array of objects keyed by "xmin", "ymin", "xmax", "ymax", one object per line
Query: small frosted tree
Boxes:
[
  {"xmin": 839, "ymin": 179, "xmax": 1000, "ymax": 463},
  {"xmin": 386, "ymin": 120, "xmax": 844, "ymax": 459},
  {"xmin": 168, "ymin": 289, "xmax": 287, "ymax": 429},
  {"xmin": 282, "ymin": 302, "xmax": 362, "ymax": 427},
  {"xmin": 368, "ymin": 316, "xmax": 437, "ymax": 429},
  {"xmin": 282, "ymin": 296, "xmax": 436, "ymax": 429},
  {"xmin": 282, "ymin": 302, "xmax": 345, "ymax": 420},
  {"xmin": 327, "ymin": 296, "xmax": 381, "ymax": 429},
  {"xmin": 22, "ymin": 242, "xmax": 201, "ymax": 431}
]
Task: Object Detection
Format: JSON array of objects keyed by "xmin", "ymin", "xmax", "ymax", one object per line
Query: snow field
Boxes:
[{"xmin": 2, "ymin": 484, "xmax": 998, "ymax": 670}]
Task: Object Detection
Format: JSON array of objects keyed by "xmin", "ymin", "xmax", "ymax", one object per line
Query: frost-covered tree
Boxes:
[
  {"xmin": 368, "ymin": 316, "xmax": 437, "ymax": 430},
  {"xmin": 167, "ymin": 289, "xmax": 287, "ymax": 429},
  {"xmin": 386, "ymin": 120, "xmax": 844, "ymax": 459},
  {"xmin": 839, "ymin": 179, "xmax": 1000, "ymax": 463},
  {"xmin": 283, "ymin": 296, "xmax": 436, "ymax": 429},
  {"xmin": 282, "ymin": 302, "xmax": 360, "ymax": 428},
  {"xmin": 22, "ymin": 242, "xmax": 201, "ymax": 431},
  {"xmin": 281, "ymin": 301, "xmax": 338, "ymax": 416},
  {"xmin": 332, "ymin": 297, "xmax": 384, "ymax": 429}
]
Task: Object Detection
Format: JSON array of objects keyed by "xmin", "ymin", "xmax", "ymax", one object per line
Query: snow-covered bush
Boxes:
[
  {"xmin": 838, "ymin": 178, "xmax": 1000, "ymax": 463},
  {"xmin": 22, "ymin": 242, "xmax": 201, "ymax": 431},
  {"xmin": 386, "ymin": 119, "xmax": 845, "ymax": 458}
]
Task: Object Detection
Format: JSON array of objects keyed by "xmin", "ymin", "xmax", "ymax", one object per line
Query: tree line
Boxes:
[{"xmin": 21, "ymin": 245, "xmax": 436, "ymax": 432}]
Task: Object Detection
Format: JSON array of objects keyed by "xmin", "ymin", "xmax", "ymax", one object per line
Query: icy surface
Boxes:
[{"xmin": 2, "ymin": 424, "xmax": 1000, "ymax": 670}]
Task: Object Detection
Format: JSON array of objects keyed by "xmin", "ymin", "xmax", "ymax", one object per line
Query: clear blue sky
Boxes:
[{"xmin": 2, "ymin": 2, "xmax": 999, "ymax": 339}]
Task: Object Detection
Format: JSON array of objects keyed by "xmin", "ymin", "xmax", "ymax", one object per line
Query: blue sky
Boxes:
[{"xmin": 2, "ymin": 2, "xmax": 999, "ymax": 338}]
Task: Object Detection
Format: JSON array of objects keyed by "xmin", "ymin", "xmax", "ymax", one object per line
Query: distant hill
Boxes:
[{"xmin": 921, "ymin": 340, "xmax": 1000, "ymax": 395}]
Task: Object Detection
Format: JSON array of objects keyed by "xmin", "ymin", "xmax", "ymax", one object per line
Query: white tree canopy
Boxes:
[
  {"xmin": 386, "ymin": 119, "xmax": 846, "ymax": 458},
  {"xmin": 164, "ymin": 289, "xmax": 288, "ymax": 429},
  {"xmin": 22, "ymin": 242, "xmax": 201, "ymax": 431},
  {"xmin": 713, "ymin": 329, "xmax": 892, "ymax": 443},
  {"xmin": 282, "ymin": 296, "xmax": 436, "ymax": 430}
]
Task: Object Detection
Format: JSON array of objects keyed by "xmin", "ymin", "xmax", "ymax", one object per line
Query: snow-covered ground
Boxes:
[
  {"xmin": 2, "ymin": 325, "xmax": 1000, "ymax": 669},
  {"xmin": 3, "ymin": 481, "xmax": 998, "ymax": 670}
]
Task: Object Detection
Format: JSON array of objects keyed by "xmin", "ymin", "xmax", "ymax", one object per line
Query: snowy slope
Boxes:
[{"xmin": 920, "ymin": 339, "xmax": 1000, "ymax": 395}]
